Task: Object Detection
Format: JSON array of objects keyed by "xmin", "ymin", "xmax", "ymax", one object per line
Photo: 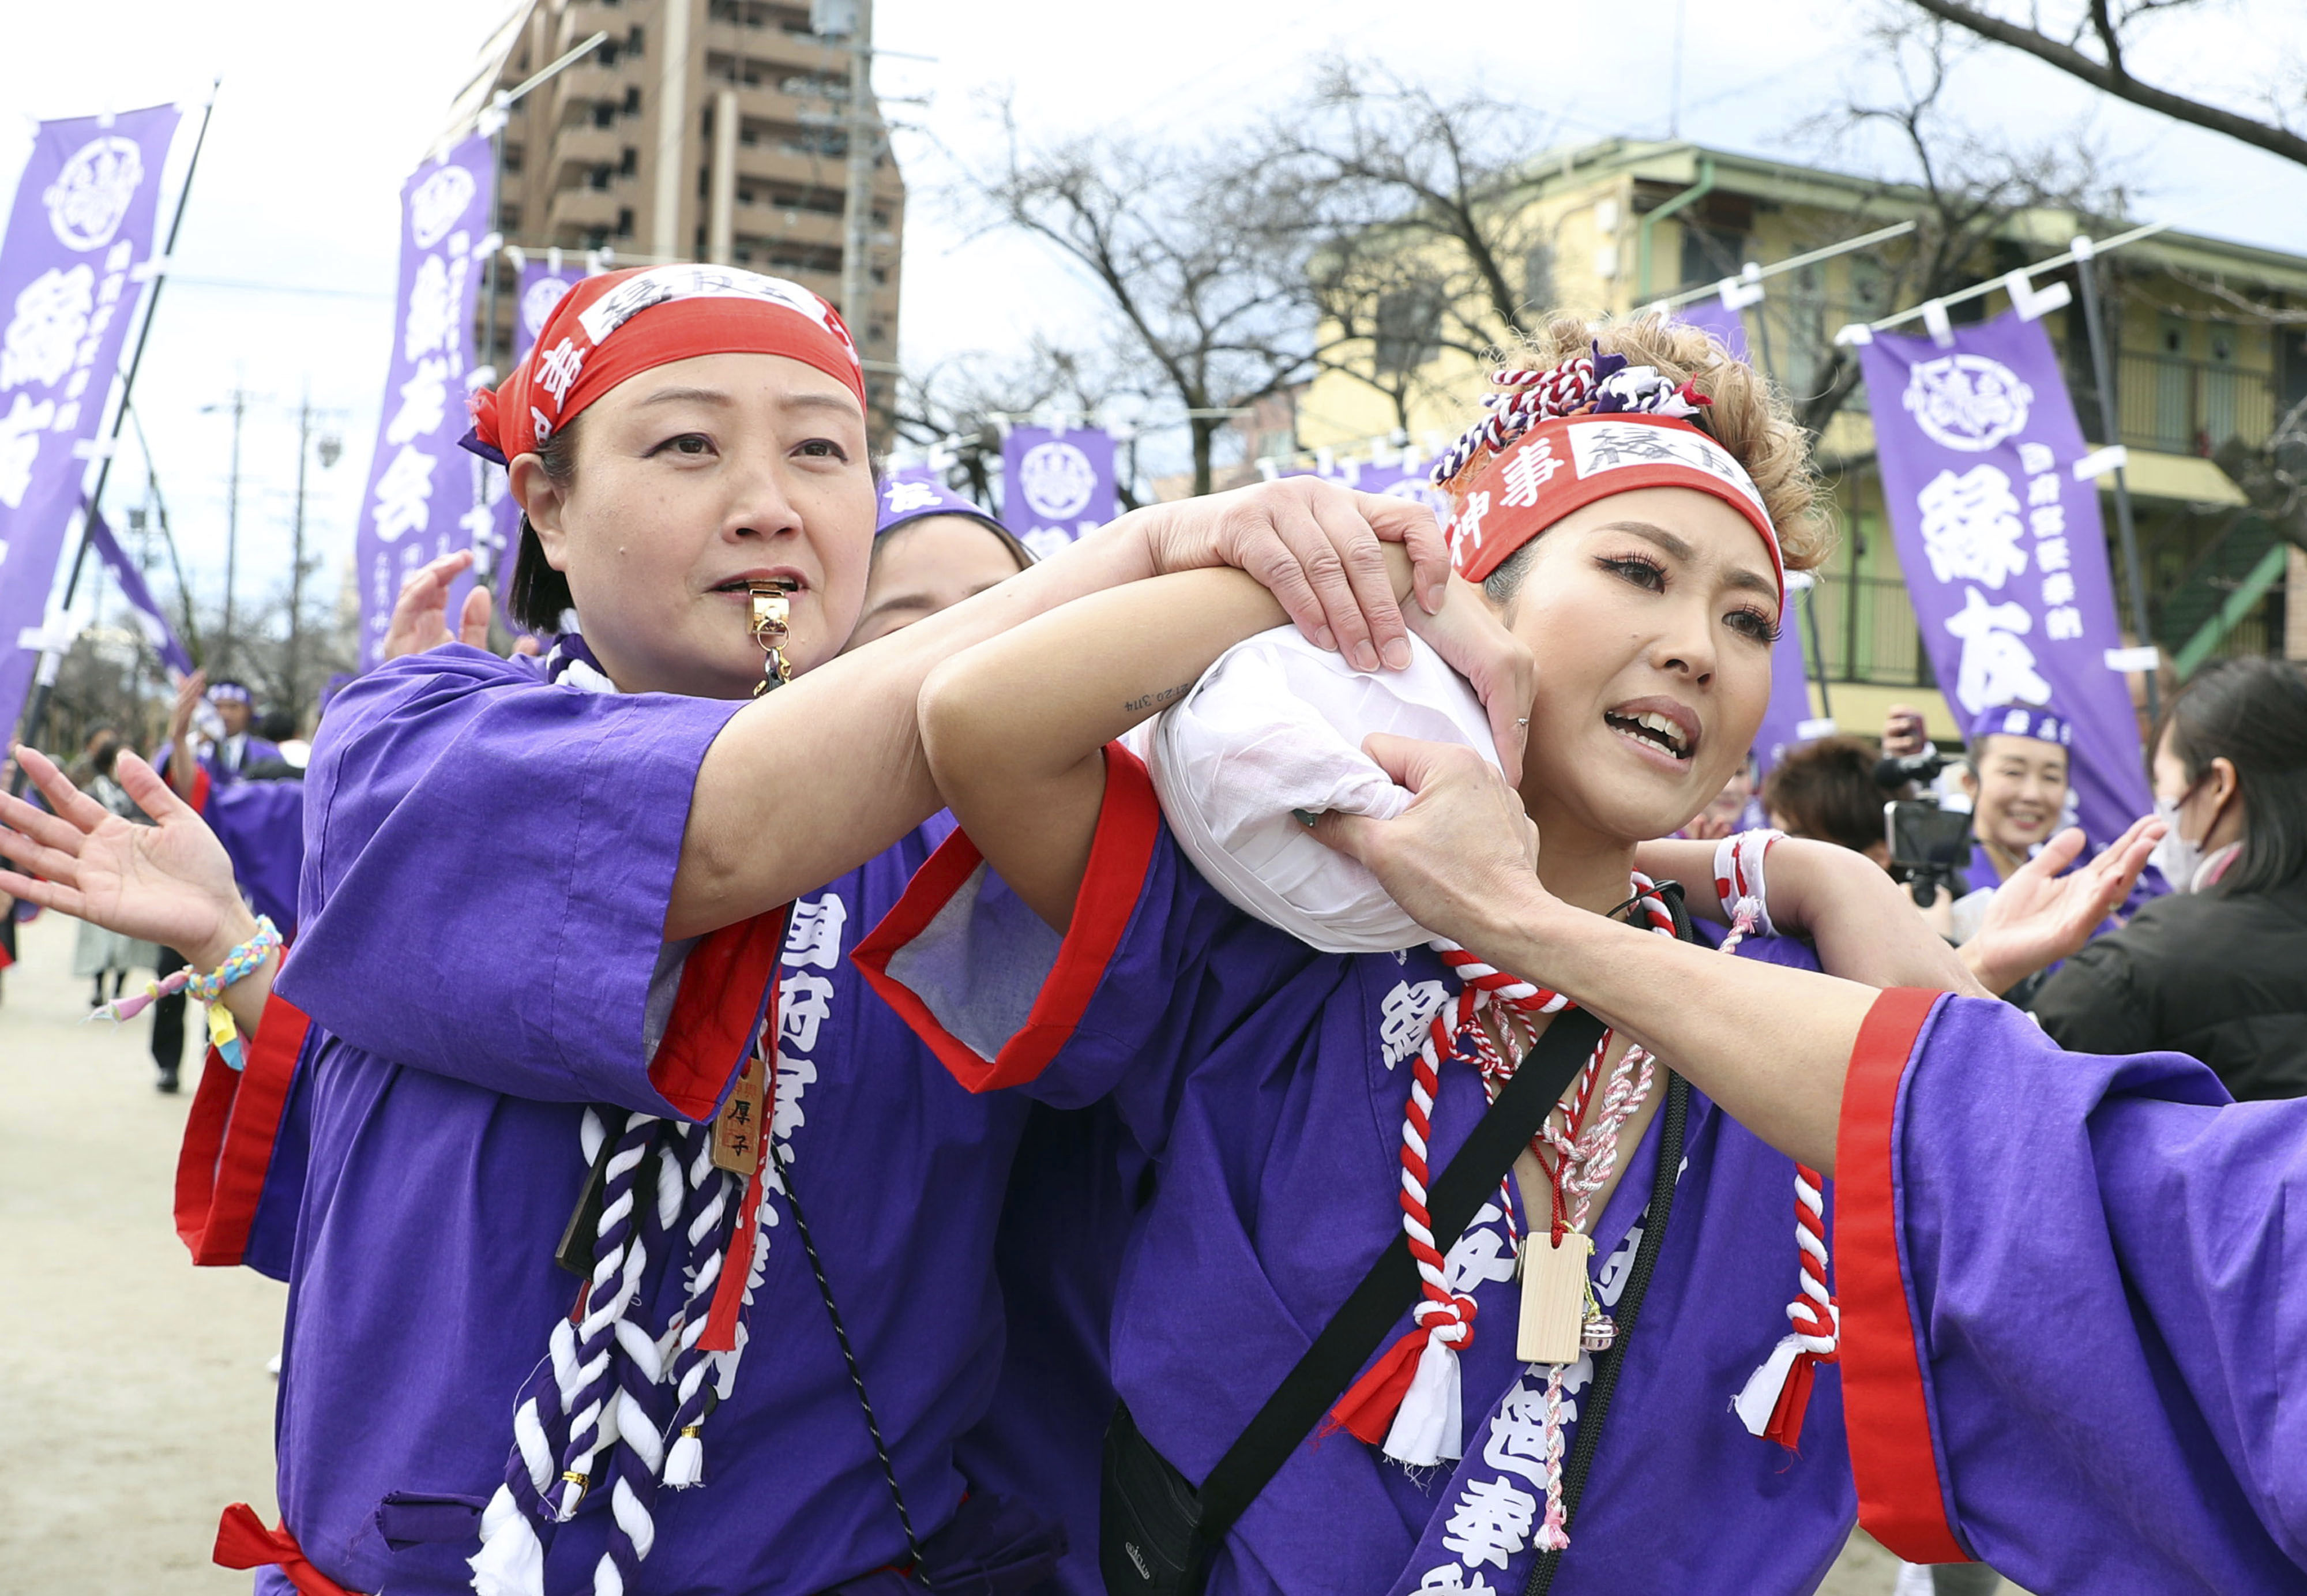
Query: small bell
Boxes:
[
  {"xmin": 1580, "ymin": 1309, "xmax": 1617, "ymax": 1353},
  {"xmin": 749, "ymin": 580, "xmax": 794, "ymax": 697}
]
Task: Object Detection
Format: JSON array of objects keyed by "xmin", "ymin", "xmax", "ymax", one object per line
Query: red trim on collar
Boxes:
[
  {"xmin": 174, "ymin": 990, "xmax": 311, "ymax": 1267},
  {"xmin": 854, "ymin": 743, "xmax": 1160, "ymax": 1093},
  {"xmin": 648, "ymin": 906, "xmax": 789, "ymax": 1121},
  {"xmin": 1835, "ymin": 986, "xmax": 1971, "ymax": 1565}
]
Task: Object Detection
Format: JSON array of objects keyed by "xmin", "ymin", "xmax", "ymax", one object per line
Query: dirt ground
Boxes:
[
  {"xmin": 0, "ymin": 911, "xmax": 281, "ymax": 1593},
  {"xmin": 0, "ymin": 908, "xmax": 1945, "ymax": 1594}
]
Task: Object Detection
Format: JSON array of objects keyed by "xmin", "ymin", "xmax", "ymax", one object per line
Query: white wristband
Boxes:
[{"xmin": 1711, "ymin": 828, "xmax": 1785, "ymax": 940}]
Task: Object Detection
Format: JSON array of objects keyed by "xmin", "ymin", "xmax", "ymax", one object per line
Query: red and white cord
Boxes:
[{"xmin": 1714, "ymin": 829, "xmax": 1842, "ymax": 1450}]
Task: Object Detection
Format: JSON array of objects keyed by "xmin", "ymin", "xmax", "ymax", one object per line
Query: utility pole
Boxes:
[
  {"xmin": 838, "ymin": 0, "xmax": 877, "ymax": 336},
  {"xmin": 291, "ymin": 391, "xmax": 311, "ymax": 713},
  {"xmin": 286, "ymin": 392, "xmax": 343, "ymax": 719},
  {"xmin": 203, "ymin": 385, "xmax": 250, "ymax": 671},
  {"xmin": 2071, "ymin": 234, "xmax": 2158, "ymax": 727}
]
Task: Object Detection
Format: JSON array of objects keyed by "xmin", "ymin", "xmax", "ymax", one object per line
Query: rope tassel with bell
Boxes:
[{"xmin": 749, "ymin": 580, "xmax": 795, "ymax": 696}]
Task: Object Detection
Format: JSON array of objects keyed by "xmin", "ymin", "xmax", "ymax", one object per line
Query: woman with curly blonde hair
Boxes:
[{"xmin": 862, "ymin": 312, "xmax": 1977, "ymax": 1593}]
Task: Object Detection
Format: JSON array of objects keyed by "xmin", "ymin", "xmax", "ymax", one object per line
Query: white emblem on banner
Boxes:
[
  {"xmin": 408, "ymin": 164, "xmax": 478, "ymax": 250},
  {"xmin": 1565, "ymin": 420, "xmax": 1767, "ymax": 515},
  {"xmin": 1017, "ymin": 441, "xmax": 1096, "ymax": 521},
  {"xmin": 520, "ymin": 274, "xmax": 573, "ymax": 339},
  {"xmin": 43, "ymin": 137, "xmax": 145, "ymax": 251},
  {"xmin": 0, "ymin": 266, "xmax": 95, "ymax": 392},
  {"xmin": 1901, "ymin": 354, "xmax": 2034, "ymax": 452}
]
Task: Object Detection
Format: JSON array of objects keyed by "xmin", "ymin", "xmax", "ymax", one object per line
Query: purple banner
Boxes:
[
  {"xmin": 1753, "ymin": 576, "xmax": 1820, "ymax": 774},
  {"xmin": 487, "ymin": 254, "xmax": 591, "ymax": 583},
  {"xmin": 87, "ymin": 508, "xmax": 191, "ymax": 676},
  {"xmin": 1671, "ymin": 293, "xmax": 1752, "ymax": 362},
  {"xmin": 1001, "ymin": 426, "xmax": 1117, "ymax": 558},
  {"xmin": 0, "ymin": 104, "xmax": 181, "ymax": 738},
  {"xmin": 1858, "ymin": 309, "xmax": 2151, "ymax": 851},
  {"xmin": 351, "ymin": 133, "xmax": 494, "ymax": 670}
]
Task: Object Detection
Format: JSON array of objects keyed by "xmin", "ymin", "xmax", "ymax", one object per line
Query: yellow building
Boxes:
[{"xmin": 1296, "ymin": 138, "xmax": 2307, "ymax": 739}]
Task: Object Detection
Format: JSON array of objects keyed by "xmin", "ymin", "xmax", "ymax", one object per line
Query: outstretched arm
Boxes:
[
  {"xmin": 0, "ymin": 745, "xmax": 275, "ymax": 1041},
  {"xmin": 1318, "ymin": 737, "xmax": 1877, "ymax": 1170},
  {"xmin": 671, "ymin": 481, "xmax": 1453, "ymax": 938}
]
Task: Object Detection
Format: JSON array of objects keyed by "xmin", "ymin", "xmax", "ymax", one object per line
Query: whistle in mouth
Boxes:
[{"xmin": 748, "ymin": 580, "xmax": 795, "ymax": 696}]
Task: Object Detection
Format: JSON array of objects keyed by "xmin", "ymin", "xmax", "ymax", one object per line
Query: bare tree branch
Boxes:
[{"xmin": 1906, "ymin": 0, "xmax": 2307, "ymax": 166}]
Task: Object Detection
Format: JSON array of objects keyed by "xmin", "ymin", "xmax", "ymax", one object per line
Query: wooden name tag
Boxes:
[{"xmin": 1517, "ymin": 1231, "xmax": 1594, "ymax": 1366}]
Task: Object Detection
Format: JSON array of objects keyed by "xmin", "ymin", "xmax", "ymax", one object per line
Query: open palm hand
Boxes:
[
  {"xmin": 1968, "ymin": 817, "xmax": 2163, "ymax": 994},
  {"xmin": 0, "ymin": 744, "xmax": 251, "ymax": 967}
]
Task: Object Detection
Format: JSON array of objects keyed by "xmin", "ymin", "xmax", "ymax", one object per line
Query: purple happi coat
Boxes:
[
  {"xmin": 259, "ymin": 644, "xmax": 1056, "ymax": 1595},
  {"xmin": 858, "ymin": 746, "xmax": 1857, "ymax": 1595},
  {"xmin": 1838, "ymin": 989, "xmax": 2307, "ymax": 1594}
]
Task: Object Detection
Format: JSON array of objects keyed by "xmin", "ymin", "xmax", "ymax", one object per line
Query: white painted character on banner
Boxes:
[
  {"xmin": 1915, "ymin": 465, "xmax": 2028, "ymax": 589},
  {"xmin": 385, "ymin": 356, "xmax": 450, "ymax": 446},
  {"xmin": 1480, "ymin": 1379, "xmax": 1555, "ymax": 1486},
  {"xmin": 0, "ymin": 265, "xmax": 95, "ymax": 392},
  {"xmin": 371, "ymin": 444, "xmax": 438, "ymax": 543},
  {"xmin": 0, "ymin": 392, "xmax": 54, "ymax": 508},
  {"xmin": 1415, "ymin": 1567, "xmax": 1496, "ymax": 1593},
  {"xmin": 1944, "ymin": 585, "xmax": 2052, "ymax": 713},
  {"xmin": 403, "ymin": 254, "xmax": 456, "ymax": 363}
]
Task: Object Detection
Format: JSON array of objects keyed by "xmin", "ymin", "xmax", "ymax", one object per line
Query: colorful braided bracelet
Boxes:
[{"xmin": 93, "ymin": 915, "xmax": 281, "ymax": 1070}]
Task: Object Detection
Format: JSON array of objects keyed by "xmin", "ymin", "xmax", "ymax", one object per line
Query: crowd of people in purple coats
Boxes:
[{"xmin": 2, "ymin": 265, "xmax": 2304, "ymax": 1596}]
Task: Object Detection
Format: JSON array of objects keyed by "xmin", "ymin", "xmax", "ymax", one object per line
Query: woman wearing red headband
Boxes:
[
  {"xmin": 87, "ymin": 264, "xmax": 1461, "ymax": 1596},
  {"xmin": 864, "ymin": 313, "xmax": 2003, "ymax": 1593}
]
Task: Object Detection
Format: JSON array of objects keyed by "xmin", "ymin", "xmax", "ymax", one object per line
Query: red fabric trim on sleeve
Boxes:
[
  {"xmin": 189, "ymin": 765, "xmax": 213, "ymax": 816},
  {"xmin": 647, "ymin": 906, "xmax": 788, "ymax": 1121},
  {"xmin": 854, "ymin": 743, "xmax": 1161, "ymax": 1094},
  {"xmin": 1836, "ymin": 986, "xmax": 1969, "ymax": 1565},
  {"xmin": 174, "ymin": 991, "xmax": 311, "ymax": 1267}
]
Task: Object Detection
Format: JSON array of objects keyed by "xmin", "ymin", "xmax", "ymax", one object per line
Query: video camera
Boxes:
[
  {"xmin": 1884, "ymin": 797, "xmax": 1972, "ymax": 908},
  {"xmin": 1873, "ymin": 747, "xmax": 1951, "ymax": 792}
]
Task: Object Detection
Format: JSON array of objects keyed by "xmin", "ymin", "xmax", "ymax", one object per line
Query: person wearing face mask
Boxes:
[
  {"xmin": 3, "ymin": 265, "xmax": 1460, "ymax": 1596},
  {"xmin": 865, "ymin": 318, "xmax": 1993, "ymax": 1594},
  {"xmin": 2031, "ymin": 658, "xmax": 2307, "ymax": 1101}
]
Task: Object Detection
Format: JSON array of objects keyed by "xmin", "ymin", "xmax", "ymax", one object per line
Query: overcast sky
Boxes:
[{"xmin": 3, "ymin": 0, "xmax": 2301, "ymax": 624}]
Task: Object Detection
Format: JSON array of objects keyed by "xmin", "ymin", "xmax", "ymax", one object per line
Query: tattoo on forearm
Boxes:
[{"xmin": 1124, "ymin": 682, "xmax": 1194, "ymax": 714}]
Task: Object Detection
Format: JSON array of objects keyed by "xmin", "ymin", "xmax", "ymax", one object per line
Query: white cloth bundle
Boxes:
[{"xmin": 1128, "ymin": 625, "xmax": 1499, "ymax": 954}]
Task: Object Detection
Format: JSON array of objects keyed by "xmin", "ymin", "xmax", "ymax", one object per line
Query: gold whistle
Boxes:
[{"xmin": 748, "ymin": 580, "xmax": 795, "ymax": 696}]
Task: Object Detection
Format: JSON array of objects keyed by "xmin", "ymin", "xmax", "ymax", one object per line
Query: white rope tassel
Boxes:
[
  {"xmin": 1384, "ymin": 1325, "xmax": 1467, "ymax": 1466},
  {"xmin": 469, "ymin": 1484, "xmax": 548, "ymax": 1596}
]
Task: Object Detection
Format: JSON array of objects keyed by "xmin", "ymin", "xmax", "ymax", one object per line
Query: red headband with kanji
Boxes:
[
  {"xmin": 465, "ymin": 265, "xmax": 865, "ymax": 464},
  {"xmin": 1432, "ymin": 350, "xmax": 1783, "ymax": 607}
]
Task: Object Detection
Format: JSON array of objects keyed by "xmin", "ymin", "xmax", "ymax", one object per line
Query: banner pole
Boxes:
[
  {"xmin": 2070, "ymin": 235, "xmax": 2159, "ymax": 727},
  {"xmin": 14, "ymin": 82, "xmax": 221, "ymax": 761}
]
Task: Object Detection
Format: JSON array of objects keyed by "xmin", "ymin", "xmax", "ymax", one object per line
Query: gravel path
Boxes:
[{"xmin": 0, "ymin": 910, "xmax": 282, "ymax": 1593}]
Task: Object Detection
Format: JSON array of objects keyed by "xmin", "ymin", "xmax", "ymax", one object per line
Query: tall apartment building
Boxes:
[{"xmin": 446, "ymin": 0, "xmax": 904, "ymax": 426}]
